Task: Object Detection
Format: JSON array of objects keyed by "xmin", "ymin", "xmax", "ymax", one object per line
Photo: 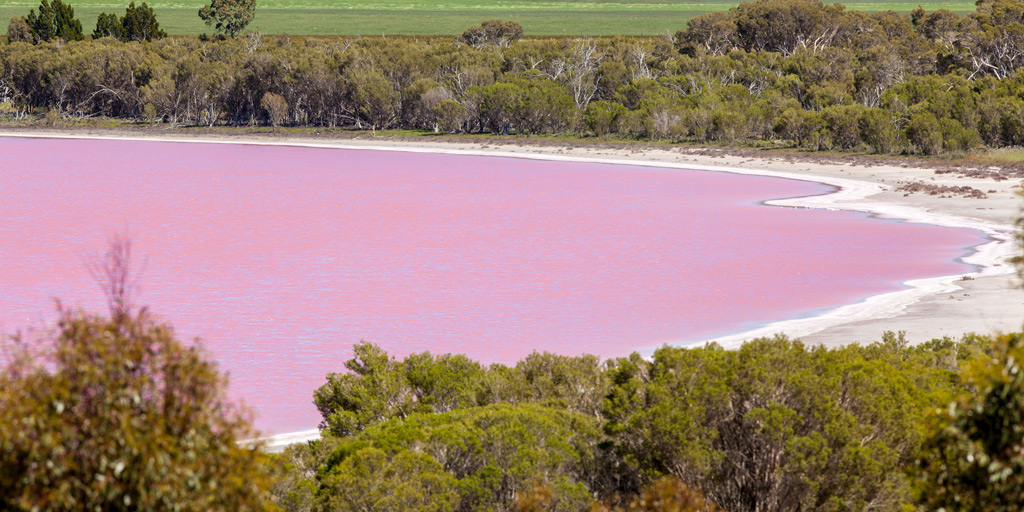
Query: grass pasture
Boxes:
[{"xmin": 1, "ymin": 0, "xmax": 978, "ymax": 36}]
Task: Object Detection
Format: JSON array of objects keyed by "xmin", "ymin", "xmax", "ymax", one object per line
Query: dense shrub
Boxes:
[
  {"xmin": 0, "ymin": 308, "xmax": 274, "ymax": 511},
  {"xmin": 291, "ymin": 333, "xmax": 992, "ymax": 512}
]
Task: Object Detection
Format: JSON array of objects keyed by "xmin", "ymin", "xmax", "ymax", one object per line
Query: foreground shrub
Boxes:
[
  {"xmin": 600, "ymin": 334, "xmax": 978, "ymax": 511},
  {"xmin": 591, "ymin": 477, "xmax": 719, "ymax": 512},
  {"xmin": 320, "ymin": 403, "xmax": 600, "ymax": 512},
  {"xmin": 916, "ymin": 333, "xmax": 1024, "ymax": 510},
  {"xmin": 302, "ymin": 333, "xmax": 986, "ymax": 512},
  {"xmin": 0, "ymin": 307, "xmax": 274, "ymax": 511}
]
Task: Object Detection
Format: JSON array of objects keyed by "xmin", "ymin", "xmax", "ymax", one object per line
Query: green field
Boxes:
[{"xmin": 0, "ymin": 0, "xmax": 978, "ymax": 36}]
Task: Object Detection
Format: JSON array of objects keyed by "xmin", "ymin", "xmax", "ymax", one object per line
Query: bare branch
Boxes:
[{"xmin": 87, "ymin": 232, "xmax": 143, "ymax": 320}]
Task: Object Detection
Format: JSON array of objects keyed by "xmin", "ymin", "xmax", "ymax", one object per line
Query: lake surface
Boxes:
[{"xmin": 0, "ymin": 137, "xmax": 981, "ymax": 434}]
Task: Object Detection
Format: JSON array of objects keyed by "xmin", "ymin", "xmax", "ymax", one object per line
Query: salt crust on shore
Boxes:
[{"xmin": 4, "ymin": 130, "xmax": 1022, "ymax": 448}]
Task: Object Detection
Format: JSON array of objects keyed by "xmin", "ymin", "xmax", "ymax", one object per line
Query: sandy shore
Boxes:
[{"xmin": 5, "ymin": 128, "xmax": 1022, "ymax": 349}]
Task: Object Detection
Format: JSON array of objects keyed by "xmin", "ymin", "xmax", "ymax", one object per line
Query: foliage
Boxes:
[
  {"xmin": 110, "ymin": 1, "xmax": 166, "ymax": 42},
  {"xmin": 7, "ymin": 17, "xmax": 33, "ymax": 42},
  {"xmin": 592, "ymin": 477, "xmax": 719, "ymax": 512},
  {"xmin": 906, "ymin": 112, "xmax": 943, "ymax": 155},
  {"xmin": 96, "ymin": 3, "xmax": 165, "ymax": 42},
  {"xmin": 434, "ymin": 99, "xmax": 469, "ymax": 132},
  {"xmin": 314, "ymin": 342, "xmax": 487, "ymax": 436},
  {"xmin": 319, "ymin": 403, "xmax": 600, "ymax": 512},
  {"xmin": 269, "ymin": 435, "xmax": 341, "ymax": 512},
  {"xmin": 0, "ymin": 308, "xmax": 275, "ymax": 511},
  {"xmin": 916, "ymin": 333, "xmax": 1024, "ymax": 510},
  {"xmin": 199, "ymin": 0, "xmax": 255, "ymax": 37},
  {"xmin": 261, "ymin": 91, "xmax": 288, "ymax": 127},
  {"xmin": 322, "ymin": 447, "xmax": 459, "ymax": 512},
  {"xmin": 289, "ymin": 333, "xmax": 992, "ymax": 512},
  {"xmin": 25, "ymin": 0, "xmax": 83, "ymax": 43},
  {"xmin": 599, "ymin": 334, "xmax": 979, "ymax": 512},
  {"xmin": 43, "ymin": 107, "xmax": 61, "ymax": 126},
  {"xmin": 314, "ymin": 343, "xmax": 611, "ymax": 439},
  {"xmin": 459, "ymin": 19, "xmax": 523, "ymax": 48},
  {"xmin": 92, "ymin": 11, "xmax": 124, "ymax": 40}
]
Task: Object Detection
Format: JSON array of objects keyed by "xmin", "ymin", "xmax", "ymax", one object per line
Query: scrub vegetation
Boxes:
[
  {"xmin": 2, "ymin": 0, "xmax": 1024, "ymax": 156},
  {"xmin": 270, "ymin": 334, "xmax": 1022, "ymax": 512}
]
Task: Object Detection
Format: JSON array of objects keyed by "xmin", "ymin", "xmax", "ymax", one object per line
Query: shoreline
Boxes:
[{"xmin": 5, "ymin": 129, "xmax": 1022, "ymax": 446}]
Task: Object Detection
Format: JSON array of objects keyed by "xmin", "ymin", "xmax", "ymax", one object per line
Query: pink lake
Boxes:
[{"xmin": 0, "ymin": 137, "xmax": 981, "ymax": 434}]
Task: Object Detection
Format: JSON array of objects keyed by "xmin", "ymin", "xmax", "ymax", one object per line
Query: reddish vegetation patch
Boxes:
[
  {"xmin": 897, "ymin": 181, "xmax": 989, "ymax": 198},
  {"xmin": 935, "ymin": 167, "xmax": 1024, "ymax": 181}
]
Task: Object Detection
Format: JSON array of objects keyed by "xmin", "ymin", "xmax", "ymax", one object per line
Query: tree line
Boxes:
[
  {"xmin": 2, "ymin": 0, "xmax": 1024, "ymax": 155},
  {"xmin": 7, "ymin": 0, "xmax": 249, "ymax": 44}
]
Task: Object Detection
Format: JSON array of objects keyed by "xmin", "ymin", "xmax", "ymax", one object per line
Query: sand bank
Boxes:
[{"xmin": 246, "ymin": 429, "xmax": 321, "ymax": 453}]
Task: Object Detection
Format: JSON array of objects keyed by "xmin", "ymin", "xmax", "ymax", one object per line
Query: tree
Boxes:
[
  {"xmin": 320, "ymin": 448, "xmax": 459, "ymax": 512},
  {"xmin": 319, "ymin": 403, "xmax": 599, "ymax": 512},
  {"xmin": 121, "ymin": 2, "xmax": 166, "ymax": 41},
  {"xmin": 473, "ymin": 81, "xmax": 521, "ymax": 133},
  {"xmin": 916, "ymin": 334, "xmax": 1024, "ymax": 511},
  {"xmin": 345, "ymin": 68, "xmax": 400, "ymax": 131},
  {"xmin": 314, "ymin": 343, "xmax": 485, "ymax": 437},
  {"xmin": 261, "ymin": 91, "xmax": 288, "ymax": 130},
  {"xmin": 459, "ymin": 19, "xmax": 523, "ymax": 48},
  {"xmin": 602, "ymin": 335, "xmax": 956, "ymax": 512},
  {"xmin": 558, "ymin": 38, "xmax": 602, "ymax": 111},
  {"xmin": 506, "ymin": 72, "xmax": 576, "ymax": 134},
  {"xmin": 92, "ymin": 12, "xmax": 125, "ymax": 40},
  {"xmin": 859, "ymin": 108, "xmax": 900, "ymax": 154},
  {"xmin": 25, "ymin": 0, "xmax": 84, "ymax": 43},
  {"xmin": 905, "ymin": 112, "xmax": 943, "ymax": 155},
  {"xmin": 0, "ymin": 309, "xmax": 275, "ymax": 510},
  {"xmin": 433, "ymin": 99, "xmax": 469, "ymax": 133},
  {"xmin": 0, "ymin": 241, "xmax": 274, "ymax": 511},
  {"xmin": 6, "ymin": 17, "xmax": 33, "ymax": 43},
  {"xmin": 729, "ymin": 0, "xmax": 843, "ymax": 56},
  {"xmin": 959, "ymin": 0, "xmax": 1024, "ymax": 79},
  {"xmin": 198, "ymin": 0, "xmax": 255, "ymax": 37},
  {"xmin": 678, "ymin": 11, "xmax": 737, "ymax": 56},
  {"xmin": 585, "ymin": 100, "xmax": 628, "ymax": 136}
]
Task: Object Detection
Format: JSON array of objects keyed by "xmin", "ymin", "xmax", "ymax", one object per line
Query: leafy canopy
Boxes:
[
  {"xmin": 916, "ymin": 333, "xmax": 1024, "ymax": 510},
  {"xmin": 25, "ymin": 0, "xmax": 83, "ymax": 43},
  {"xmin": 0, "ymin": 307, "xmax": 275, "ymax": 511},
  {"xmin": 320, "ymin": 403, "xmax": 599, "ymax": 512},
  {"xmin": 198, "ymin": 0, "xmax": 256, "ymax": 37},
  {"xmin": 95, "ymin": 2, "xmax": 166, "ymax": 42},
  {"xmin": 459, "ymin": 19, "xmax": 523, "ymax": 48},
  {"xmin": 600, "ymin": 333, "xmax": 980, "ymax": 512},
  {"xmin": 314, "ymin": 342, "xmax": 610, "ymax": 437}
]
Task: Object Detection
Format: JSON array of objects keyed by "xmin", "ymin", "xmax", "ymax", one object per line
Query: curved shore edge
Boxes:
[
  {"xmin": 2, "ymin": 131, "xmax": 1016, "ymax": 449},
  {"xmin": 706, "ymin": 175, "xmax": 1015, "ymax": 350},
  {"xmin": 246, "ymin": 428, "xmax": 322, "ymax": 452}
]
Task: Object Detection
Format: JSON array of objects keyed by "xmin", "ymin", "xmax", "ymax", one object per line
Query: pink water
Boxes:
[{"xmin": 0, "ymin": 137, "xmax": 980, "ymax": 434}]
